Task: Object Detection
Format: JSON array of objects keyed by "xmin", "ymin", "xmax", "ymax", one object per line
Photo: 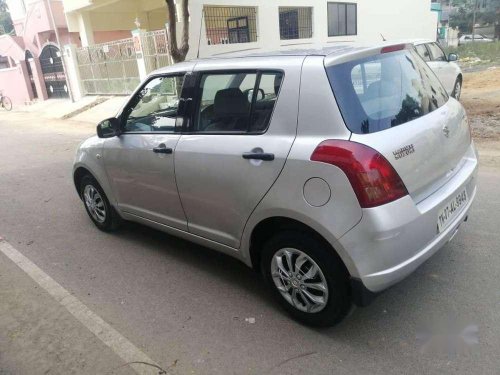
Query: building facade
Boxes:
[
  {"xmin": 64, "ymin": 0, "xmax": 438, "ymax": 60},
  {"xmin": 0, "ymin": 0, "xmax": 131, "ymax": 104},
  {"xmin": 1, "ymin": 0, "xmax": 439, "ymax": 104}
]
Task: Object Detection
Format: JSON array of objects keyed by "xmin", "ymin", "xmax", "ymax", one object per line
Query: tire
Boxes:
[
  {"xmin": 261, "ymin": 231, "xmax": 351, "ymax": 327},
  {"xmin": 2, "ymin": 96, "xmax": 12, "ymax": 111},
  {"xmin": 80, "ymin": 175, "xmax": 121, "ymax": 231},
  {"xmin": 451, "ymin": 77, "xmax": 462, "ymax": 101}
]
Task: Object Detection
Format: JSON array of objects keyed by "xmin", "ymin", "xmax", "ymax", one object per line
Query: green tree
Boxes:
[
  {"xmin": 450, "ymin": 0, "xmax": 500, "ymax": 33},
  {"xmin": 0, "ymin": 0, "xmax": 14, "ymax": 35}
]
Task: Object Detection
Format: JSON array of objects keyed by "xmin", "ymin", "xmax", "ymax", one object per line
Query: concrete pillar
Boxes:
[
  {"xmin": 78, "ymin": 12, "xmax": 95, "ymax": 47},
  {"xmin": 29, "ymin": 58, "xmax": 49, "ymax": 100},
  {"xmin": 131, "ymin": 28, "xmax": 148, "ymax": 81},
  {"xmin": 63, "ymin": 44, "xmax": 85, "ymax": 101},
  {"xmin": 17, "ymin": 60, "xmax": 35, "ymax": 102}
]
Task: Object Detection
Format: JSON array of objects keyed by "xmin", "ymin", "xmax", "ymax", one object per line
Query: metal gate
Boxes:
[
  {"xmin": 40, "ymin": 45, "xmax": 68, "ymax": 99},
  {"xmin": 142, "ymin": 30, "xmax": 172, "ymax": 74},
  {"xmin": 76, "ymin": 38, "xmax": 140, "ymax": 95}
]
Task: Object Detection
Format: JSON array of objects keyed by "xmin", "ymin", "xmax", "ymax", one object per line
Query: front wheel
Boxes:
[
  {"xmin": 80, "ymin": 175, "xmax": 121, "ymax": 231},
  {"xmin": 452, "ymin": 77, "xmax": 462, "ymax": 101},
  {"xmin": 1, "ymin": 96, "xmax": 12, "ymax": 111},
  {"xmin": 261, "ymin": 231, "xmax": 351, "ymax": 327}
]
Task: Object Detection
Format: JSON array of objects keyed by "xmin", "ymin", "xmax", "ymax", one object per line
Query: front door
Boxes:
[
  {"xmin": 174, "ymin": 65, "xmax": 301, "ymax": 248},
  {"xmin": 103, "ymin": 74, "xmax": 187, "ymax": 230}
]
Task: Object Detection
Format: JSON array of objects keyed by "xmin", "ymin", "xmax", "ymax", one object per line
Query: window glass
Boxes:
[
  {"xmin": 328, "ymin": 2, "xmax": 357, "ymax": 37},
  {"xmin": 278, "ymin": 7, "xmax": 313, "ymax": 40},
  {"xmin": 351, "ymin": 61, "xmax": 381, "ymax": 94},
  {"xmin": 427, "ymin": 43, "xmax": 446, "ymax": 61},
  {"xmin": 249, "ymin": 73, "xmax": 283, "ymax": 132},
  {"xmin": 415, "ymin": 44, "xmax": 431, "ymax": 61},
  {"xmin": 326, "ymin": 49, "xmax": 449, "ymax": 134},
  {"xmin": 346, "ymin": 4, "xmax": 356, "ymax": 35},
  {"xmin": 123, "ymin": 75, "xmax": 184, "ymax": 133},
  {"xmin": 194, "ymin": 71, "xmax": 283, "ymax": 133}
]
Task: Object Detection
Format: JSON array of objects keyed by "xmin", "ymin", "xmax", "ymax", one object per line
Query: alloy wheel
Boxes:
[
  {"xmin": 271, "ymin": 248, "xmax": 329, "ymax": 313},
  {"xmin": 83, "ymin": 185, "xmax": 106, "ymax": 223}
]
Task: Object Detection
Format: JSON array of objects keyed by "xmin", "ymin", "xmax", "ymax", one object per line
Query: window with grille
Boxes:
[
  {"xmin": 203, "ymin": 6, "xmax": 257, "ymax": 45},
  {"xmin": 279, "ymin": 7, "xmax": 313, "ymax": 40},
  {"xmin": 327, "ymin": 2, "xmax": 357, "ymax": 37}
]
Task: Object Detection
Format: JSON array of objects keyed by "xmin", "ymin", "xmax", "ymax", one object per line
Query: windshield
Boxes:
[{"xmin": 326, "ymin": 49, "xmax": 449, "ymax": 134}]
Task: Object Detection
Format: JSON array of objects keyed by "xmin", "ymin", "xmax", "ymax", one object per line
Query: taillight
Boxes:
[
  {"xmin": 310, "ymin": 140, "xmax": 408, "ymax": 208},
  {"xmin": 381, "ymin": 44, "xmax": 406, "ymax": 54}
]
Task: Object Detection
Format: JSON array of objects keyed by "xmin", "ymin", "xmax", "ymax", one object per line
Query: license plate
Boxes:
[{"xmin": 437, "ymin": 189, "xmax": 468, "ymax": 233}]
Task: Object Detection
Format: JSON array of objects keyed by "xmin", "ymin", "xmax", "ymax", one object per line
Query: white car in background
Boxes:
[
  {"xmin": 413, "ymin": 40, "xmax": 463, "ymax": 100},
  {"xmin": 459, "ymin": 34, "xmax": 494, "ymax": 44}
]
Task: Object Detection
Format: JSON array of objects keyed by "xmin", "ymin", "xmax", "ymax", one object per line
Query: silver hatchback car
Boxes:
[{"xmin": 74, "ymin": 43, "xmax": 478, "ymax": 326}]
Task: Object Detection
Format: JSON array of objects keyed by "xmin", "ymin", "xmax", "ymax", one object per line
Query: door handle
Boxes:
[
  {"xmin": 153, "ymin": 145, "xmax": 173, "ymax": 154},
  {"xmin": 242, "ymin": 152, "xmax": 275, "ymax": 161}
]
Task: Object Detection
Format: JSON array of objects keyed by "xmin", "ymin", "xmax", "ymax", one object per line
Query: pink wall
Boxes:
[
  {"xmin": 0, "ymin": 66, "xmax": 32, "ymax": 106},
  {"xmin": 0, "ymin": 35, "xmax": 25, "ymax": 61},
  {"xmin": 94, "ymin": 30, "xmax": 132, "ymax": 44},
  {"xmin": 11, "ymin": 0, "xmax": 76, "ymax": 56}
]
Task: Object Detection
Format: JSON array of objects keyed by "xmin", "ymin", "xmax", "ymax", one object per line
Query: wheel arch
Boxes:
[
  {"xmin": 248, "ymin": 216, "xmax": 353, "ymax": 278},
  {"xmin": 73, "ymin": 166, "xmax": 111, "ymax": 203},
  {"xmin": 73, "ymin": 166, "xmax": 93, "ymax": 198}
]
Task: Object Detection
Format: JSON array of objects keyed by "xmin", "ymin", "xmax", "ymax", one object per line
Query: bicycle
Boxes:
[{"xmin": 0, "ymin": 91, "xmax": 12, "ymax": 111}]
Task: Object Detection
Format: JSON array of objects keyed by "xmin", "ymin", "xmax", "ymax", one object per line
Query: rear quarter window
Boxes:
[{"xmin": 326, "ymin": 49, "xmax": 449, "ymax": 134}]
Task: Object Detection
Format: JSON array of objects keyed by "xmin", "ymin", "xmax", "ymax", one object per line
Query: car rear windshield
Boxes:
[{"xmin": 326, "ymin": 49, "xmax": 449, "ymax": 134}]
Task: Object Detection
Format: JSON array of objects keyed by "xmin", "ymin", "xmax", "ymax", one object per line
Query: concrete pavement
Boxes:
[
  {"xmin": 8, "ymin": 96, "xmax": 127, "ymax": 122},
  {"xmin": 0, "ymin": 112, "xmax": 499, "ymax": 374}
]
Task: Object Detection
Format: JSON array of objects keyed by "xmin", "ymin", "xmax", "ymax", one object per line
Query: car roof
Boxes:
[{"xmin": 152, "ymin": 41, "xmax": 414, "ymax": 75}]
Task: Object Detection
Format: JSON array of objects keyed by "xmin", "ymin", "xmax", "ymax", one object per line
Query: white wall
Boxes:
[{"xmin": 188, "ymin": 0, "xmax": 437, "ymax": 59}]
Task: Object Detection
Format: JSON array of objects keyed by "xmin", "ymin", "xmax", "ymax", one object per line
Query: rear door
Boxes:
[
  {"xmin": 174, "ymin": 58, "xmax": 303, "ymax": 248},
  {"xmin": 326, "ymin": 47, "xmax": 471, "ymax": 203}
]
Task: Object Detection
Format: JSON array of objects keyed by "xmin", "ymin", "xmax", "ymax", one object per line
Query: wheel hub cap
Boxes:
[
  {"xmin": 271, "ymin": 248, "xmax": 329, "ymax": 313},
  {"xmin": 83, "ymin": 185, "xmax": 106, "ymax": 223}
]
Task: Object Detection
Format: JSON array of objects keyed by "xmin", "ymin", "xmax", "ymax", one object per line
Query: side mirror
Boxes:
[
  {"xmin": 97, "ymin": 117, "xmax": 120, "ymax": 138},
  {"xmin": 247, "ymin": 88, "xmax": 265, "ymax": 102},
  {"xmin": 448, "ymin": 53, "xmax": 458, "ymax": 62}
]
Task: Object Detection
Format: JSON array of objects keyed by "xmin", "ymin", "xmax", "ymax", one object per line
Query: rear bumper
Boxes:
[{"xmin": 340, "ymin": 143, "xmax": 478, "ymax": 293}]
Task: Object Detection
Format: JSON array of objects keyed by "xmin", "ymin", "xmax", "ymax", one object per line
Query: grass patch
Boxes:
[{"xmin": 445, "ymin": 41, "xmax": 500, "ymax": 65}]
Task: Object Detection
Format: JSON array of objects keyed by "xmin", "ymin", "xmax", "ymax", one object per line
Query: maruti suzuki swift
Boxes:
[{"xmin": 73, "ymin": 43, "xmax": 478, "ymax": 326}]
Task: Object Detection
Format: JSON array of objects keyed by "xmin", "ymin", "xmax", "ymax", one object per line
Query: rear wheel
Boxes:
[
  {"xmin": 452, "ymin": 77, "xmax": 462, "ymax": 100},
  {"xmin": 261, "ymin": 231, "xmax": 351, "ymax": 327},
  {"xmin": 1, "ymin": 96, "xmax": 12, "ymax": 111},
  {"xmin": 80, "ymin": 175, "xmax": 121, "ymax": 231}
]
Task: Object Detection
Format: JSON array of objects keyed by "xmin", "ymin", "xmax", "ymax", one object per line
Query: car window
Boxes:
[
  {"xmin": 194, "ymin": 71, "xmax": 283, "ymax": 133},
  {"xmin": 415, "ymin": 44, "xmax": 431, "ymax": 62},
  {"xmin": 122, "ymin": 75, "xmax": 185, "ymax": 133},
  {"xmin": 326, "ymin": 49, "xmax": 449, "ymax": 134},
  {"xmin": 427, "ymin": 43, "xmax": 446, "ymax": 62}
]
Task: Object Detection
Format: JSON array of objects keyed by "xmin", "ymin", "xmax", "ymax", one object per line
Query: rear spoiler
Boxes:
[{"xmin": 324, "ymin": 43, "xmax": 412, "ymax": 67}]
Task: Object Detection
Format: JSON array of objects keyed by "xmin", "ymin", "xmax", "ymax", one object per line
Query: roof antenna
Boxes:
[{"xmin": 380, "ymin": 33, "xmax": 386, "ymax": 41}]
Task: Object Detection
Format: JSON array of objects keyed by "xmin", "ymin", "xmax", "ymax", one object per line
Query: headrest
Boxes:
[{"xmin": 214, "ymin": 88, "xmax": 249, "ymax": 117}]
